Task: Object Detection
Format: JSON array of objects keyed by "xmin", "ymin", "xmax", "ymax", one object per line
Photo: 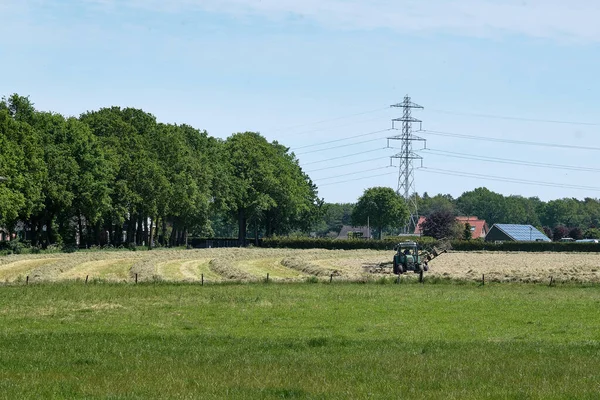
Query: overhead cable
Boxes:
[
  {"xmin": 428, "ymin": 109, "xmax": 600, "ymax": 127},
  {"xmin": 421, "ymin": 148, "xmax": 600, "ymax": 173},
  {"xmin": 292, "ymin": 129, "xmax": 391, "ymax": 150},
  {"xmin": 419, "ymin": 129, "xmax": 600, "ymax": 152},
  {"xmin": 419, "ymin": 167, "xmax": 600, "ymax": 192}
]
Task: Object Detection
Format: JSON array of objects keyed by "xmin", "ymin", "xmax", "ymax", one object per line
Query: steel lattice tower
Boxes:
[{"xmin": 387, "ymin": 95, "xmax": 426, "ymax": 234}]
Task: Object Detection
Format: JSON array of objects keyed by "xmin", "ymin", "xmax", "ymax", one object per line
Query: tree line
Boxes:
[
  {"xmin": 0, "ymin": 94, "xmax": 320, "ymax": 248},
  {"xmin": 316, "ymin": 187, "xmax": 600, "ymax": 241},
  {"xmin": 3, "ymin": 93, "xmax": 599, "ymax": 247}
]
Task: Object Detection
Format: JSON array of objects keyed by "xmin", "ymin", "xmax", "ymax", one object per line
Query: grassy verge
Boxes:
[{"xmin": 1, "ymin": 283, "xmax": 600, "ymax": 399}]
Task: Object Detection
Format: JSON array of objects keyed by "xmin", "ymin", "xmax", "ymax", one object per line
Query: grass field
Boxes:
[
  {"xmin": 1, "ymin": 282, "xmax": 600, "ymax": 399},
  {"xmin": 3, "ymin": 248, "xmax": 600, "ymax": 284}
]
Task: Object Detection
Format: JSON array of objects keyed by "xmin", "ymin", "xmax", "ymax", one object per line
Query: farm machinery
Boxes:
[{"xmin": 392, "ymin": 241, "xmax": 450, "ymax": 275}]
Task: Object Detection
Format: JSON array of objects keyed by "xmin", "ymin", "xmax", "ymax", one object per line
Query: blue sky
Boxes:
[{"xmin": 2, "ymin": 0, "xmax": 600, "ymax": 203}]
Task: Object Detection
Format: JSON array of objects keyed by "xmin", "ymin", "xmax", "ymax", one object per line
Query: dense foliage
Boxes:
[
  {"xmin": 0, "ymin": 94, "xmax": 320, "ymax": 248},
  {"xmin": 420, "ymin": 210, "xmax": 461, "ymax": 240},
  {"xmin": 418, "ymin": 188, "xmax": 600, "ymax": 238},
  {"xmin": 351, "ymin": 187, "xmax": 408, "ymax": 239}
]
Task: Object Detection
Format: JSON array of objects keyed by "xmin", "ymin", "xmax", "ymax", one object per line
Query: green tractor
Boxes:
[
  {"xmin": 392, "ymin": 240, "xmax": 450, "ymax": 275},
  {"xmin": 392, "ymin": 242, "xmax": 428, "ymax": 275}
]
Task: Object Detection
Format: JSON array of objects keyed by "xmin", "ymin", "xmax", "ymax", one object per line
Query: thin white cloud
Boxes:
[{"xmin": 77, "ymin": 0, "xmax": 600, "ymax": 42}]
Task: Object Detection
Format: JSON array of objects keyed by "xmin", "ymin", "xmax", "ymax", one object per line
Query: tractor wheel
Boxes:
[{"xmin": 398, "ymin": 264, "xmax": 404, "ymax": 274}]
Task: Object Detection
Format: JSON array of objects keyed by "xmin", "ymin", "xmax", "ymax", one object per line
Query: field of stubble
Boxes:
[{"xmin": 1, "ymin": 248, "xmax": 600, "ymax": 284}]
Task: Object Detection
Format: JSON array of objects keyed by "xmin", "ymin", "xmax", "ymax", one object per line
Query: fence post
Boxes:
[
  {"xmin": 201, "ymin": 273, "xmax": 204, "ymax": 286},
  {"xmin": 135, "ymin": 273, "xmax": 138, "ymax": 284},
  {"xmin": 330, "ymin": 274, "xmax": 333, "ymax": 283},
  {"xmin": 549, "ymin": 276, "xmax": 554, "ymax": 287},
  {"xmin": 26, "ymin": 275, "xmax": 29, "ymax": 285},
  {"xmin": 482, "ymin": 274, "xmax": 485, "ymax": 286},
  {"xmin": 266, "ymin": 273, "xmax": 269, "ymax": 283},
  {"xmin": 419, "ymin": 270, "xmax": 423, "ymax": 283},
  {"xmin": 85, "ymin": 275, "xmax": 89, "ymax": 284}
]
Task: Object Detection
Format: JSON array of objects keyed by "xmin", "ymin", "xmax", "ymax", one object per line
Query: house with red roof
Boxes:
[{"xmin": 414, "ymin": 216, "xmax": 489, "ymax": 239}]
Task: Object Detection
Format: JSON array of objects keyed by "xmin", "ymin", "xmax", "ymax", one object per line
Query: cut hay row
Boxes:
[
  {"xmin": 59, "ymin": 259, "xmax": 136, "ymax": 282},
  {"xmin": 208, "ymin": 258, "xmax": 257, "ymax": 281},
  {"xmin": 429, "ymin": 251, "xmax": 600, "ymax": 283},
  {"xmin": 234, "ymin": 258, "xmax": 307, "ymax": 281},
  {"xmin": 0, "ymin": 258, "xmax": 63, "ymax": 283},
  {"xmin": 3, "ymin": 248, "xmax": 600, "ymax": 284},
  {"xmin": 281, "ymin": 257, "xmax": 338, "ymax": 278},
  {"xmin": 156, "ymin": 259, "xmax": 220, "ymax": 282}
]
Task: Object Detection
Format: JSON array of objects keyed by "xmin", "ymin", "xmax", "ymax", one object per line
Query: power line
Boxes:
[
  {"xmin": 419, "ymin": 167, "xmax": 600, "ymax": 192},
  {"xmin": 428, "ymin": 109, "xmax": 600, "ymax": 127},
  {"xmin": 312, "ymin": 166, "xmax": 393, "ymax": 182},
  {"xmin": 305, "ymin": 156, "xmax": 389, "ymax": 173},
  {"xmin": 295, "ymin": 135, "xmax": 391, "ymax": 156},
  {"xmin": 292, "ymin": 129, "xmax": 391, "ymax": 150},
  {"xmin": 421, "ymin": 148, "xmax": 600, "ymax": 173},
  {"xmin": 419, "ymin": 129, "xmax": 600, "ymax": 152},
  {"xmin": 270, "ymin": 106, "xmax": 389, "ymax": 133},
  {"xmin": 318, "ymin": 171, "xmax": 397, "ymax": 187},
  {"xmin": 301, "ymin": 147, "xmax": 389, "ymax": 166}
]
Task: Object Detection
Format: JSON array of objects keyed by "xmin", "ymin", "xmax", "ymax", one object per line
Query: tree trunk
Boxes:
[
  {"xmin": 77, "ymin": 214, "xmax": 84, "ymax": 248},
  {"xmin": 148, "ymin": 218, "xmax": 154, "ymax": 250},
  {"xmin": 142, "ymin": 217, "xmax": 148, "ymax": 247},
  {"xmin": 254, "ymin": 219, "xmax": 259, "ymax": 246},
  {"xmin": 127, "ymin": 212, "xmax": 136, "ymax": 245},
  {"xmin": 136, "ymin": 216, "xmax": 143, "ymax": 246},
  {"xmin": 238, "ymin": 209, "xmax": 246, "ymax": 247},
  {"xmin": 169, "ymin": 225, "xmax": 177, "ymax": 247},
  {"xmin": 44, "ymin": 215, "xmax": 53, "ymax": 249},
  {"xmin": 162, "ymin": 218, "xmax": 167, "ymax": 247},
  {"xmin": 96, "ymin": 221, "xmax": 102, "ymax": 246}
]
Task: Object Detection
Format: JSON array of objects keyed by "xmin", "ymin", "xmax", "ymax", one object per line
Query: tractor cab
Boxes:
[{"xmin": 393, "ymin": 241, "xmax": 427, "ymax": 275}]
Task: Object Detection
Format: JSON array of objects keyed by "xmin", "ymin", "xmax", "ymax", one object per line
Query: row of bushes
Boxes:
[
  {"xmin": 261, "ymin": 237, "xmax": 600, "ymax": 253},
  {"xmin": 0, "ymin": 241, "xmax": 156, "ymax": 256},
  {"xmin": 450, "ymin": 240, "xmax": 600, "ymax": 252},
  {"xmin": 261, "ymin": 236, "xmax": 437, "ymax": 250},
  {"xmin": 3, "ymin": 237, "xmax": 600, "ymax": 254}
]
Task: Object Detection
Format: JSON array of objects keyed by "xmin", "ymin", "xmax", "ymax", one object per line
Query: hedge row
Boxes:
[
  {"xmin": 261, "ymin": 237, "xmax": 600, "ymax": 253},
  {"xmin": 261, "ymin": 237, "xmax": 437, "ymax": 250},
  {"xmin": 450, "ymin": 240, "xmax": 600, "ymax": 253}
]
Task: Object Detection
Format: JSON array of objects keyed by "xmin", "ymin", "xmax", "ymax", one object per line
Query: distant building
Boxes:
[
  {"xmin": 415, "ymin": 216, "xmax": 489, "ymax": 239},
  {"xmin": 337, "ymin": 226, "xmax": 373, "ymax": 240},
  {"xmin": 485, "ymin": 224, "xmax": 551, "ymax": 242}
]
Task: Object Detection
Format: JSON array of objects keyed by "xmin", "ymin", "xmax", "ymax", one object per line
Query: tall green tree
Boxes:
[
  {"xmin": 224, "ymin": 132, "xmax": 318, "ymax": 245},
  {"xmin": 351, "ymin": 187, "xmax": 408, "ymax": 239},
  {"xmin": 0, "ymin": 105, "xmax": 45, "ymax": 231}
]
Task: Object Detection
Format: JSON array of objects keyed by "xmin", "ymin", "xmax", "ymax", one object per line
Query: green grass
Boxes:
[{"xmin": 1, "ymin": 282, "xmax": 600, "ymax": 399}]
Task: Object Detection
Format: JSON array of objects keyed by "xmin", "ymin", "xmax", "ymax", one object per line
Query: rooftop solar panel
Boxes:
[{"xmin": 494, "ymin": 224, "xmax": 551, "ymax": 242}]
